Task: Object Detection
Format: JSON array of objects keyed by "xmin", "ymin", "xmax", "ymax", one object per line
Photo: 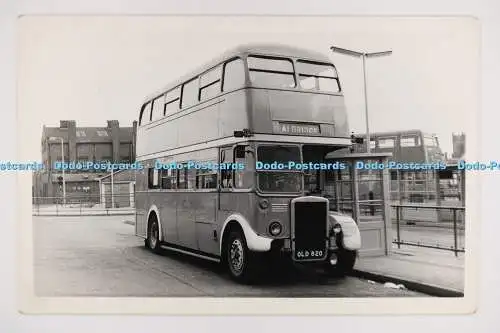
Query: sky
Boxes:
[{"xmin": 17, "ymin": 16, "xmax": 479, "ymax": 160}]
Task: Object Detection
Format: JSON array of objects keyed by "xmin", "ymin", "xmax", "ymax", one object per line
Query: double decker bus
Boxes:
[
  {"xmin": 353, "ymin": 130, "xmax": 445, "ymax": 203},
  {"xmin": 134, "ymin": 44, "xmax": 366, "ymax": 283}
]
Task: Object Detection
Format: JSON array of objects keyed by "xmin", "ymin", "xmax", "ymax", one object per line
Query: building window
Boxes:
[
  {"xmin": 119, "ymin": 143, "xmax": 131, "ymax": 162},
  {"xmin": 165, "ymin": 86, "xmax": 181, "ymax": 115},
  {"xmin": 94, "ymin": 143, "xmax": 112, "ymax": 162},
  {"xmin": 181, "ymin": 77, "xmax": 199, "ymax": 109},
  {"xmin": 76, "ymin": 130, "xmax": 86, "ymax": 137},
  {"xmin": 77, "ymin": 143, "xmax": 92, "ymax": 161},
  {"xmin": 97, "ymin": 130, "xmax": 109, "ymax": 137},
  {"xmin": 247, "ymin": 56, "xmax": 296, "ymax": 89},
  {"xmin": 223, "ymin": 58, "xmax": 245, "ymax": 91},
  {"xmin": 200, "ymin": 65, "xmax": 222, "ymax": 101}
]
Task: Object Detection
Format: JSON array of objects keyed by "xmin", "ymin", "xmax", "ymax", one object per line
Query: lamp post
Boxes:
[
  {"xmin": 111, "ymin": 167, "xmax": 114, "ymax": 209},
  {"xmin": 330, "ymin": 46, "xmax": 392, "ymax": 153},
  {"xmin": 49, "ymin": 136, "xmax": 66, "ymax": 205}
]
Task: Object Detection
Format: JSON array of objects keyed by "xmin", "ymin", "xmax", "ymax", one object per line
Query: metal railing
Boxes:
[
  {"xmin": 32, "ymin": 194, "xmax": 135, "ymax": 216},
  {"xmin": 392, "ymin": 204, "xmax": 465, "ymax": 256}
]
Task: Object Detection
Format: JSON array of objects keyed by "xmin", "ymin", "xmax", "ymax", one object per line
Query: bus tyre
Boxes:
[
  {"xmin": 225, "ymin": 230, "xmax": 259, "ymax": 283},
  {"xmin": 337, "ymin": 249, "xmax": 357, "ymax": 273},
  {"xmin": 147, "ymin": 218, "xmax": 162, "ymax": 254}
]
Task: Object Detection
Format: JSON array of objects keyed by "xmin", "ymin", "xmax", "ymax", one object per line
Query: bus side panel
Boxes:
[
  {"xmin": 134, "ymin": 168, "xmax": 148, "ymax": 238},
  {"xmin": 176, "ymin": 101, "xmax": 221, "ymax": 148},
  {"xmin": 218, "ymin": 91, "xmax": 249, "ymax": 138},
  {"xmin": 154, "ymin": 191, "xmax": 178, "ymax": 244},
  {"xmin": 194, "ymin": 192, "xmax": 219, "ymax": 255},
  {"xmin": 176, "ymin": 192, "xmax": 197, "ymax": 249},
  {"xmin": 217, "ymin": 192, "xmax": 258, "ymax": 246}
]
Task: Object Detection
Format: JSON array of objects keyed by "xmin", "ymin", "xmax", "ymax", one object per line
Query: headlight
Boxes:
[
  {"xmin": 269, "ymin": 221, "xmax": 282, "ymax": 236},
  {"xmin": 333, "ymin": 223, "xmax": 342, "ymax": 234}
]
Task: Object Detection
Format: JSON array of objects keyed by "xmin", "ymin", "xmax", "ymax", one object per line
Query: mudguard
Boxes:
[
  {"xmin": 220, "ymin": 214, "xmax": 273, "ymax": 253},
  {"xmin": 329, "ymin": 212, "xmax": 362, "ymax": 251}
]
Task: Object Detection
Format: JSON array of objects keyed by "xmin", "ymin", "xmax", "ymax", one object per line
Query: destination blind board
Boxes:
[{"xmin": 272, "ymin": 122, "xmax": 322, "ymax": 136}]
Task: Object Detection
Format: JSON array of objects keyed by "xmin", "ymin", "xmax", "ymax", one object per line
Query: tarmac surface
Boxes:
[{"xmin": 33, "ymin": 216, "xmax": 427, "ymax": 297}]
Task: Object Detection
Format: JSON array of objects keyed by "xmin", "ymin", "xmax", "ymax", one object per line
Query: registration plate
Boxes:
[{"xmin": 294, "ymin": 249, "xmax": 325, "ymax": 260}]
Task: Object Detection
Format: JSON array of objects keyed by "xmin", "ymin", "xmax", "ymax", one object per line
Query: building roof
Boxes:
[{"xmin": 42, "ymin": 125, "xmax": 134, "ymax": 144}]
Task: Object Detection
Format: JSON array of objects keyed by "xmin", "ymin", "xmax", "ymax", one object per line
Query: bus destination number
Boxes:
[{"xmin": 295, "ymin": 250, "xmax": 324, "ymax": 259}]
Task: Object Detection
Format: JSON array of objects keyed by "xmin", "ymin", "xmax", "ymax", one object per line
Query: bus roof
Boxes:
[
  {"xmin": 357, "ymin": 130, "xmax": 437, "ymax": 138},
  {"xmin": 141, "ymin": 43, "xmax": 334, "ymax": 104}
]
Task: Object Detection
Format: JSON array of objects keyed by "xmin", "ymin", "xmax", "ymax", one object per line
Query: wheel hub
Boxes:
[
  {"xmin": 229, "ymin": 239, "xmax": 244, "ymax": 272},
  {"xmin": 149, "ymin": 223, "xmax": 158, "ymax": 248}
]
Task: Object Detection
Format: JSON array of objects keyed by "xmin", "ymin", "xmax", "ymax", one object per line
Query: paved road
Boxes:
[{"xmin": 34, "ymin": 216, "xmax": 426, "ymax": 297}]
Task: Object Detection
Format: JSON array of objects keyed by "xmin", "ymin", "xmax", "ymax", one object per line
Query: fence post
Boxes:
[
  {"xmin": 453, "ymin": 208, "xmax": 458, "ymax": 257},
  {"xmin": 396, "ymin": 205, "xmax": 401, "ymax": 249}
]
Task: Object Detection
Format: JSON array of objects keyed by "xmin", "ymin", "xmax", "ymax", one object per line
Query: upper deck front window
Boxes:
[
  {"xmin": 424, "ymin": 136, "xmax": 438, "ymax": 147},
  {"xmin": 247, "ymin": 56, "xmax": 296, "ymax": 89},
  {"xmin": 296, "ymin": 61, "xmax": 340, "ymax": 93},
  {"xmin": 401, "ymin": 135, "xmax": 421, "ymax": 147}
]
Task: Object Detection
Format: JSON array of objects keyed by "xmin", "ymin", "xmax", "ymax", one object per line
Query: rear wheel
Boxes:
[
  {"xmin": 225, "ymin": 230, "xmax": 260, "ymax": 283},
  {"xmin": 146, "ymin": 217, "xmax": 161, "ymax": 254}
]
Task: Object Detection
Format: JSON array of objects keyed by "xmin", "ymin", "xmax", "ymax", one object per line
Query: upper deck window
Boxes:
[
  {"xmin": 165, "ymin": 86, "xmax": 181, "ymax": 116},
  {"xmin": 378, "ymin": 137, "xmax": 395, "ymax": 148},
  {"xmin": 296, "ymin": 61, "xmax": 340, "ymax": 93},
  {"xmin": 401, "ymin": 135, "xmax": 421, "ymax": 147},
  {"xmin": 424, "ymin": 136, "xmax": 438, "ymax": 147},
  {"xmin": 139, "ymin": 101, "xmax": 152, "ymax": 125},
  {"xmin": 151, "ymin": 95, "xmax": 165, "ymax": 121},
  {"xmin": 223, "ymin": 58, "xmax": 245, "ymax": 91},
  {"xmin": 181, "ymin": 77, "xmax": 199, "ymax": 109},
  {"xmin": 247, "ymin": 56, "xmax": 296, "ymax": 89},
  {"xmin": 200, "ymin": 65, "xmax": 222, "ymax": 101}
]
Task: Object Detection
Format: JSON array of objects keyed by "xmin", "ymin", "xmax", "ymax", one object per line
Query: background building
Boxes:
[{"xmin": 33, "ymin": 120, "xmax": 137, "ymax": 204}]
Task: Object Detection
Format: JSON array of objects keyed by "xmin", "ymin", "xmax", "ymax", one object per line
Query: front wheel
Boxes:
[
  {"xmin": 225, "ymin": 230, "xmax": 260, "ymax": 283},
  {"xmin": 337, "ymin": 249, "xmax": 357, "ymax": 273}
]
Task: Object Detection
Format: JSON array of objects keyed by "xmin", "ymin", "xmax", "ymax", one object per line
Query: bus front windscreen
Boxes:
[{"xmin": 256, "ymin": 145, "xmax": 303, "ymax": 193}]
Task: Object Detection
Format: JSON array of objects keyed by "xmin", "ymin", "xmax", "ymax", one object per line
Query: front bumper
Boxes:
[{"xmin": 267, "ymin": 232, "xmax": 348, "ymax": 264}]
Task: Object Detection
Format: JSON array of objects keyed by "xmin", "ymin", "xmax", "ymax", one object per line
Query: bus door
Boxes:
[
  {"xmin": 323, "ymin": 153, "xmax": 392, "ymax": 257},
  {"xmin": 218, "ymin": 144, "xmax": 254, "ymax": 214},
  {"xmin": 218, "ymin": 146, "xmax": 235, "ymax": 213}
]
